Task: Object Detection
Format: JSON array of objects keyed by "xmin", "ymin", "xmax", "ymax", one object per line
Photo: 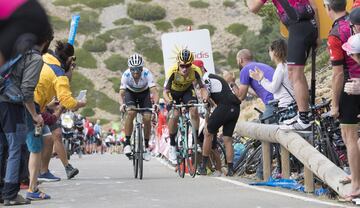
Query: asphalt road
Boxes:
[{"xmin": 19, "ymin": 154, "xmax": 354, "ymax": 208}]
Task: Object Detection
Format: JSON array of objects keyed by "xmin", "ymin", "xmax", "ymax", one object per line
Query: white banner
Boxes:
[{"xmin": 161, "ymin": 29, "xmax": 215, "ymax": 74}]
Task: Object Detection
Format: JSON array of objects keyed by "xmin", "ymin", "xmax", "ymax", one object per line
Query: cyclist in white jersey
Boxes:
[{"xmin": 119, "ymin": 53, "xmax": 159, "ymax": 161}]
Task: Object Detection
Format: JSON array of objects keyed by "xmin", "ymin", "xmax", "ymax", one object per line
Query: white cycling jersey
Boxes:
[{"xmin": 120, "ymin": 67, "xmax": 156, "ymax": 93}]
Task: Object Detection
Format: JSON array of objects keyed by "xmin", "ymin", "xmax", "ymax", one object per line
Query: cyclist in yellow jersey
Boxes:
[{"xmin": 163, "ymin": 49, "xmax": 208, "ymax": 164}]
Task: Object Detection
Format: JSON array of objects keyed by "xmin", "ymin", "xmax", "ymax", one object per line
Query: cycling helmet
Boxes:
[
  {"xmin": 177, "ymin": 49, "xmax": 194, "ymax": 65},
  {"xmin": 128, "ymin": 53, "xmax": 144, "ymax": 68}
]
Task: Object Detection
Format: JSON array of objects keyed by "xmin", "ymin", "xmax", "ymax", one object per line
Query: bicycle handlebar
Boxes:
[
  {"xmin": 173, "ymin": 103, "xmax": 208, "ymax": 108},
  {"xmin": 126, "ymin": 107, "xmax": 155, "ymax": 111}
]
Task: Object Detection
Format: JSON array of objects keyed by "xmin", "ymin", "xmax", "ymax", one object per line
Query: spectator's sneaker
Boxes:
[
  {"xmin": 143, "ymin": 148, "xmax": 151, "ymax": 161},
  {"xmin": 282, "ymin": 114, "xmax": 298, "ymax": 125},
  {"xmin": 65, "ymin": 164, "xmax": 79, "ymax": 179},
  {"xmin": 3, "ymin": 195, "xmax": 30, "ymax": 206},
  {"xmin": 169, "ymin": 146, "xmax": 177, "ymax": 165},
  {"xmin": 38, "ymin": 171, "xmax": 61, "ymax": 182},
  {"xmin": 211, "ymin": 170, "xmax": 223, "ymax": 177},
  {"xmin": 26, "ymin": 189, "xmax": 51, "ymax": 201},
  {"xmin": 280, "ymin": 118, "xmax": 312, "ymax": 132},
  {"xmin": 124, "ymin": 145, "xmax": 132, "ymax": 158},
  {"xmin": 226, "ymin": 168, "xmax": 235, "ymax": 177}
]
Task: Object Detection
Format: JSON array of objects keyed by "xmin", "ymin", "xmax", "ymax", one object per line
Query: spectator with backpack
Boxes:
[{"xmin": 0, "ymin": 20, "xmax": 53, "ymax": 206}]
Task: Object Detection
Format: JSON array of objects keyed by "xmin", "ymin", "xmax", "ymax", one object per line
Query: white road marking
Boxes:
[{"xmin": 215, "ymin": 177, "xmax": 351, "ymax": 208}]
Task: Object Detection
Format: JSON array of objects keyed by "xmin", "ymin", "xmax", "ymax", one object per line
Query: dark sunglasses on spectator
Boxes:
[
  {"xmin": 130, "ymin": 66, "xmax": 143, "ymax": 72},
  {"xmin": 179, "ymin": 63, "xmax": 192, "ymax": 68}
]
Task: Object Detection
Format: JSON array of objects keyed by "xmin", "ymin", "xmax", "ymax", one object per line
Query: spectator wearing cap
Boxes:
[
  {"xmin": 343, "ymin": 33, "xmax": 360, "ymax": 94},
  {"xmin": 350, "ymin": 7, "xmax": 360, "ymax": 34}
]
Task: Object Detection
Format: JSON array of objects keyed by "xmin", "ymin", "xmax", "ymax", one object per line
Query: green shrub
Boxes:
[
  {"xmin": 54, "ymin": 0, "xmax": 124, "ymax": 9},
  {"xmin": 104, "ymin": 54, "xmax": 128, "ymax": 72},
  {"xmin": 157, "ymin": 76, "xmax": 165, "ymax": 87},
  {"xmin": 75, "ymin": 48, "xmax": 97, "ymax": 69},
  {"xmin": 71, "ymin": 72, "xmax": 119, "ymax": 115},
  {"xmin": 134, "ymin": 36, "xmax": 163, "ymax": 64},
  {"xmin": 70, "ymin": 6, "xmax": 83, "ymax": 12},
  {"xmin": 223, "ymin": 1, "xmax": 236, "ymax": 8},
  {"xmin": 213, "ymin": 51, "xmax": 226, "ymax": 62},
  {"xmin": 97, "ymin": 33, "xmax": 113, "ymax": 42},
  {"xmin": 173, "ymin": 18, "xmax": 193, "ymax": 27},
  {"xmin": 113, "ymin": 18, "xmax": 134, "ymax": 25},
  {"xmin": 83, "ymin": 38, "xmax": 107, "ymax": 52},
  {"xmin": 108, "ymin": 77, "xmax": 121, "ymax": 93},
  {"xmin": 189, "ymin": 1, "xmax": 209, "ymax": 8},
  {"xmin": 154, "ymin": 21, "xmax": 172, "ymax": 32},
  {"xmin": 81, "ymin": 108, "xmax": 95, "ymax": 117},
  {"xmin": 77, "ymin": 11, "xmax": 101, "ymax": 35},
  {"xmin": 107, "ymin": 25, "xmax": 152, "ymax": 40},
  {"xmin": 71, "ymin": 71, "xmax": 95, "ymax": 95},
  {"xmin": 99, "ymin": 119, "xmax": 110, "ymax": 125},
  {"xmin": 127, "ymin": 3, "xmax": 166, "ymax": 21},
  {"xmin": 198, "ymin": 24, "xmax": 216, "ymax": 36},
  {"xmin": 226, "ymin": 49, "xmax": 240, "ymax": 69},
  {"xmin": 93, "ymin": 90, "xmax": 120, "ymax": 115},
  {"xmin": 50, "ymin": 16, "xmax": 69, "ymax": 31},
  {"xmin": 226, "ymin": 23, "xmax": 248, "ymax": 37}
]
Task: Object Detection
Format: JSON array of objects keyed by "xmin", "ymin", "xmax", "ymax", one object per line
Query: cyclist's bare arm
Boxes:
[
  {"xmin": 163, "ymin": 74, "xmax": 175, "ymax": 103},
  {"xmin": 119, "ymin": 89, "xmax": 126, "ymax": 106},
  {"xmin": 247, "ymin": 0, "xmax": 264, "ymax": 14},
  {"xmin": 195, "ymin": 72, "xmax": 209, "ymax": 101}
]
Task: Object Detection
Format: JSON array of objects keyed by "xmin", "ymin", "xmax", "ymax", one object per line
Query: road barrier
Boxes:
[{"xmin": 235, "ymin": 122, "xmax": 351, "ymax": 197}]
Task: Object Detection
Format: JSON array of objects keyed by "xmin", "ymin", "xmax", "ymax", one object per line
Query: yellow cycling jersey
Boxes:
[{"xmin": 164, "ymin": 64, "xmax": 203, "ymax": 92}]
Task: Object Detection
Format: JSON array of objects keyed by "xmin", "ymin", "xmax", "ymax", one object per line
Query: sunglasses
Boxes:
[
  {"xmin": 179, "ymin": 63, "xmax": 192, "ymax": 69},
  {"xmin": 130, "ymin": 66, "xmax": 143, "ymax": 73}
]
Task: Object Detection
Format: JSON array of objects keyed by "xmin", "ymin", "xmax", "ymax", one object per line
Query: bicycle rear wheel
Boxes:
[{"xmin": 187, "ymin": 122, "xmax": 198, "ymax": 177}]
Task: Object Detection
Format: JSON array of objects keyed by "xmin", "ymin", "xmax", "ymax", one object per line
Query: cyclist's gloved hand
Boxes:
[
  {"xmin": 166, "ymin": 100, "xmax": 176, "ymax": 111},
  {"xmin": 120, "ymin": 104, "xmax": 127, "ymax": 113}
]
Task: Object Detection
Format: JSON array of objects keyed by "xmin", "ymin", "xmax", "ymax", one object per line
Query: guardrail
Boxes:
[{"xmin": 235, "ymin": 121, "xmax": 351, "ymax": 197}]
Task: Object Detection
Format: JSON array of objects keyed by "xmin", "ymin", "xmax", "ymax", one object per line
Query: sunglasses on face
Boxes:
[
  {"xmin": 130, "ymin": 66, "xmax": 143, "ymax": 73},
  {"xmin": 179, "ymin": 63, "xmax": 192, "ymax": 69}
]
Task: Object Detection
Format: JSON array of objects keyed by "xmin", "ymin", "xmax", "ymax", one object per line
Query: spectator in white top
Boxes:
[
  {"xmin": 250, "ymin": 39, "xmax": 295, "ymax": 108},
  {"xmin": 342, "ymin": 33, "xmax": 360, "ymax": 95}
]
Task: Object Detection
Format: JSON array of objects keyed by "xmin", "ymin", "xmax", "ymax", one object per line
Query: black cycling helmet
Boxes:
[{"xmin": 177, "ymin": 49, "xmax": 194, "ymax": 65}]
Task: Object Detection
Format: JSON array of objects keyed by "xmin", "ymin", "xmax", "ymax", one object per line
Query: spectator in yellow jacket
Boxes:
[{"xmin": 35, "ymin": 41, "xmax": 86, "ymax": 184}]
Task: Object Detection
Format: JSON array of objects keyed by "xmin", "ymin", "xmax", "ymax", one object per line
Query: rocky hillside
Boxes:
[{"xmin": 38, "ymin": 0, "xmax": 332, "ymax": 124}]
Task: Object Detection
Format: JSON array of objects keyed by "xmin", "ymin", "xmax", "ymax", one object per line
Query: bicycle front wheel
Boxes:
[
  {"xmin": 138, "ymin": 126, "xmax": 144, "ymax": 180},
  {"xmin": 187, "ymin": 122, "xmax": 198, "ymax": 177},
  {"xmin": 132, "ymin": 131, "xmax": 138, "ymax": 179}
]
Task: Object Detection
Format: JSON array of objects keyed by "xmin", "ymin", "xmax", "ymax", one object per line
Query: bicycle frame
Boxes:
[{"xmin": 172, "ymin": 103, "xmax": 206, "ymax": 178}]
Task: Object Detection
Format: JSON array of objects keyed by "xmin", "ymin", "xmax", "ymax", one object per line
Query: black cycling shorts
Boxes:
[
  {"xmin": 287, "ymin": 21, "xmax": 318, "ymax": 66},
  {"xmin": 339, "ymin": 90, "xmax": 360, "ymax": 124},
  {"xmin": 0, "ymin": 0, "xmax": 51, "ymax": 61},
  {"xmin": 170, "ymin": 86, "xmax": 198, "ymax": 105},
  {"xmin": 125, "ymin": 89, "xmax": 152, "ymax": 111},
  {"xmin": 207, "ymin": 104, "xmax": 240, "ymax": 137}
]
